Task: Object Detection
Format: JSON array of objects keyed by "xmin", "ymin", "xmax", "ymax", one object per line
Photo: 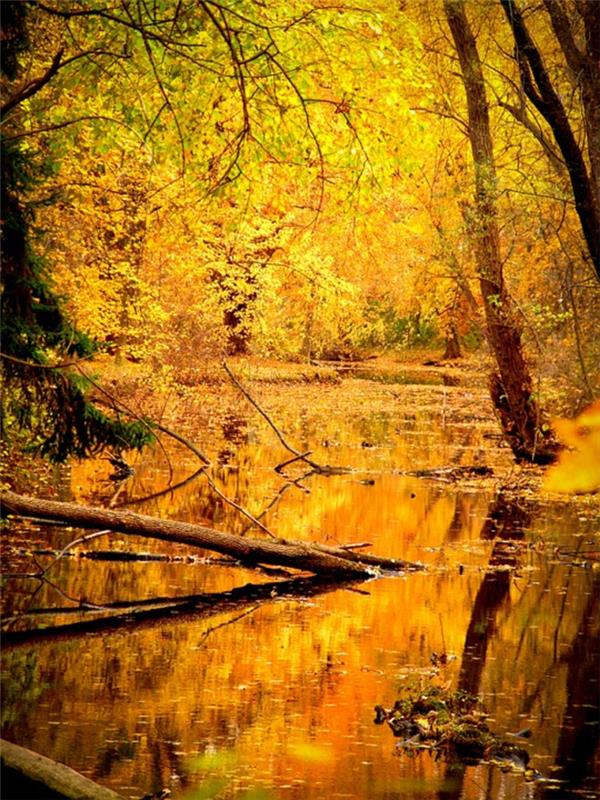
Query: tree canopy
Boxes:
[{"xmin": 1, "ymin": 0, "xmax": 598, "ymax": 461}]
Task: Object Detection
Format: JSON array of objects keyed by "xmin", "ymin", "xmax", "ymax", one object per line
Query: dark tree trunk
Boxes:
[
  {"xmin": 224, "ymin": 301, "xmax": 253, "ymax": 355},
  {"xmin": 442, "ymin": 323, "xmax": 462, "ymax": 360},
  {"xmin": 443, "ymin": 0, "xmax": 558, "ymax": 464},
  {"xmin": 501, "ymin": 0, "xmax": 600, "ymax": 282}
]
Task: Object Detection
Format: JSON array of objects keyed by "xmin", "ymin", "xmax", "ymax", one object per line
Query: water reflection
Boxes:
[
  {"xmin": 546, "ymin": 572, "xmax": 599, "ymax": 798},
  {"xmin": 458, "ymin": 494, "xmax": 529, "ymax": 696},
  {"xmin": 218, "ymin": 413, "xmax": 249, "ymax": 466},
  {"xmin": 2, "ymin": 375, "xmax": 599, "ymax": 800}
]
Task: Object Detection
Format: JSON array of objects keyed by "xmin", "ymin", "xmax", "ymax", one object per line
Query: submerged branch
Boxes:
[{"xmin": 222, "ymin": 361, "xmax": 349, "ymax": 475}]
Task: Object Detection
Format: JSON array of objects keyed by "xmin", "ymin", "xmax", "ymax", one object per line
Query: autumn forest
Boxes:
[{"xmin": 1, "ymin": 1, "xmax": 599, "ymax": 799}]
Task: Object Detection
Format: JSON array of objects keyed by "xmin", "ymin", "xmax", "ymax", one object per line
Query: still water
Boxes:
[{"xmin": 2, "ymin": 371, "xmax": 599, "ymax": 799}]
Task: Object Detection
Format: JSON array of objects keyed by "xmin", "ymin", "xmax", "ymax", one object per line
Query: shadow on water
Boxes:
[
  {"xmin": 438, "ymin": 495, "xmax": 600, "ymax": 800},
  {"xmin": 1, "ymin": 575, "xmax": 358, "ymax": 648},
  {"xmin": 458, "ymin": 493, "xmax": 529, "ymax": 696},
  {"xmin": 543, "ymin": 572, "xmax": 600, "ymax": 799},
  {"xmin": 437, "ymin": 494, "xmax": 530, "ymax": 800}
]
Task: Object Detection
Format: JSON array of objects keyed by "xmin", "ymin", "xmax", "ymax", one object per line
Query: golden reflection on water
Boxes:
[{"xmin": 2, "ymin": 380, "xmax": 599, "ymax": 799}]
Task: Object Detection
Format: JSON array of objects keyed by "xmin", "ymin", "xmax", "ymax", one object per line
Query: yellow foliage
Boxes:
[{"xmin": 543, "ymin": 401, "xmax": 600, "ymax": 494}]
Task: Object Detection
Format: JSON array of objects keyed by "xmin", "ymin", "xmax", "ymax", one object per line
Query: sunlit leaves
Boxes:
[{"xmin": 7, "ymin": 0, "xmax": 596, "ymax": 404}]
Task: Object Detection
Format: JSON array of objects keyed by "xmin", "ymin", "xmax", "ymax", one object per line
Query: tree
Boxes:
[
  {"xmin": 1, "ymin": 0, "xmax": 375, "ymax": 457},
  {"xmin": 500, "ymin": 0, "xmax": 600, "ymax": 282},
  {"xmin": 0, "ymin": 489, "xmax": 420, "ymax": 578},
  {"xmin": 443, "ymin": 0, "xmax": 557, "ymax": 463},
  {"xmin": 0, "ymin": 3, "xmax": 153, "ymax": 461}
]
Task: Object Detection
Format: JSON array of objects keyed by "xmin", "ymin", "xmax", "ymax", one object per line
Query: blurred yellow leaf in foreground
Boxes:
[
  {"xmin": 543, "ymin": 401, "xmax": 600, "ymax": 494},
  {"xmin": 288, "ymin": 741, "xmax": 334, "ymax": 763}
]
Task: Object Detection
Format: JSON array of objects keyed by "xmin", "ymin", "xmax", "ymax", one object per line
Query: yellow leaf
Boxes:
[{"xmin": 543, "ymin": 401, "xmax": 600, "ymax": 494}]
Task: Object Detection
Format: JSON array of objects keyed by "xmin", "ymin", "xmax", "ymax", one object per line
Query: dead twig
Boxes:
[
  {"xmin": 150, "ymin": 418, "xmax": 211, "ymax": 465},
  {"xmin": 341, "ymin": 542, "xmax": 373, "ymax": 551},
  {"xmin": 115, "ymin": 468, "xmax": 205, "ymax": 508},
  {"xmin": 275, "ymin": 450, "xmax": 313, "ymax": 473},
  {"xmin": 196, "ymin": 605, "xmax": 261, "ymax": 647},
  {"xmin": 222, "ymin": 361, "xmax": 348, "ymax": 475},
  {"xmin": 36, "ymin": 529, "xmax": 112, "ymax": 577},
  {"xmin": 201, "ymin": 469, "xmax": 277, "ymax": 539}
]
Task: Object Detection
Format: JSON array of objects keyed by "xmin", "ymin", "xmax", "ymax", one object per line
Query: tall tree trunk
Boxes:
[
  {"xmin": 442, "ymin": 321, "xmax": 462, "ymax": 360},
  {"xmin": 501, "ymin": 0, "xmax": 600, "ymax": 282},
  {"xmin": 443, "ymin": 0, "xmax": 557, "ymax": 464}
]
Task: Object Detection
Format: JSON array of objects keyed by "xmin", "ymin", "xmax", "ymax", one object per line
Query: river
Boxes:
[{"xmin": 2, "ymin": 362, "xmax": 599, "ymax": 799}]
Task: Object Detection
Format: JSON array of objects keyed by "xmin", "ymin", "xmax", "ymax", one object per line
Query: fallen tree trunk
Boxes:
[
  {"xmin": 1, "ymin": 738, "xmax": 126, "ymax": 800},
  {"xmin": 1, "ymin": 491, "xmax": 421, "ymax": 578}
]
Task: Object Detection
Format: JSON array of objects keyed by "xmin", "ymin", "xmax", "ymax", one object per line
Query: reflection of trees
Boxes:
[
  {"xmin": 2, "ymin": 575, "xmax": 364, "ymax": 797},
  {"xmin": 457, "ymin": 494, "xmax": 528, "ymax": 695},
  {"xmin": 218, "ymin": 412, "xmax": 249, "ymax": 466},
  {"xmin": 438, "ymin": 494, "xmax": 530, "ymax": 799},
  {"xmin": 458, "ymin": 565, "xmax": 511, "ymax": 698},
  {"xmin": 516, "ymin": 539, "xmax": 586, "ymax": 719},
  {"xmin": 441, "ymin": 494, "xmax": 599, "ymax": 800},
  {"xmin": 446, "ymin": 496, "xmax": 469, "ymax": 543},
  {"xmin": 149, "ymin": 718, "xmax": 191, "ymax": 795},
  {"xmin": 543, "ymin": 572, "xmax": 600, "ymax": 798}
]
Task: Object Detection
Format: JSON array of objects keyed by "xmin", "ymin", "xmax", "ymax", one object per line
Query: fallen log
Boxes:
[
  {"xmin": 1, "ymin": 490, "xmax": 421, "ymax": 578},
  {"xmin": 1, "ymin": 738, "xmax": 126, "ymax": 800}
]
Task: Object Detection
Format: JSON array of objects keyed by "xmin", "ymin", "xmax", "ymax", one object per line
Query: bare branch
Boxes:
[
  {"xmin": 1, "ymin": 352, "xmax": 92, "ymax": 370},
  {"xmin": 222, "ymin": 361, "xmax": 346, "ymax": 475},
  {"xmin": 2, "ymin": 114, "xmax": 149, "ymax": 145},
  {"xmin": 1, "ymin": 48, "xmax": 64, "ymax": 116},
  {"xmin": 35, "ymin": 530, "xmax": 113, "ymax": 578},
  {"xmin": 201, "ymin": 469, "xmax": 277, "ymax": 538}
]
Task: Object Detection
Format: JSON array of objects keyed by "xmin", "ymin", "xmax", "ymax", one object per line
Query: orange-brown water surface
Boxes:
[{"xmin": 2, "ymin": 366, "xmax": 599, "ymax": 799}]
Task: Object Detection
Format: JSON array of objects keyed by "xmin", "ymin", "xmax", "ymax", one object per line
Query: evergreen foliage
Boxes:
[{"xmin": 0, "ymin": 3, "xmax": 154, "ymax": 462}]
